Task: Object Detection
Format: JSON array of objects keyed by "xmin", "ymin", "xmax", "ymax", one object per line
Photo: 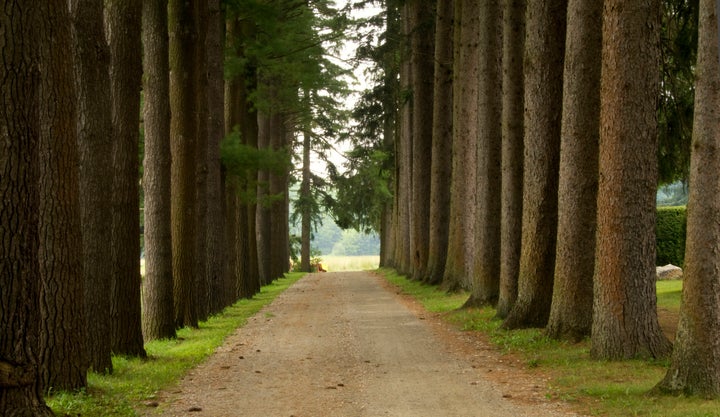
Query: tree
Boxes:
[
  {"xmin": 0, "ymin": 1, "xmax": 54, "ymax": 414},
  {"xmin": 425, "ymin": 0, "xmax": 453, "ymax": 285},
  {"xmin": 37, "ymin": 0, "xmax": 87, "ymax": 392},
  {"xmin": 591, "ymin": 0, "xmax": 672, "ymax": 359},
  {"xmin": 142, "ymin": 0, "xmax": 176, "ymax": 341},
  {"xmin": 71, "ymin": 0, "xmax": 114, "ymax": 374},
  {"xmin": 655, "ymin": 0, "xmax": 720, "ymax": 394},
  {"xmin": 442, "ymin": 0, "xmax": 479, "ymax": 292},
  {"xmin": 545, "ymin": 0, "xmax": 602, "ymax": 341},
  {"xmin": 466, "ymin": 0, "xmax": 502, "ymax": 307},
  {"xmin": 502, "ymin": 0, "xmax": 566, "ymax": 330},
  {"xmin": 409, "ymin": 0, "xmax": 435, "ymax": 280},
  {"xmin": 107, "ymin": 0, "xmax": 146, "ymax": 357},
  {"xmin": 496, "ymin": 0, "xmax": 526, "ymax": 319},
  {"xmin": 170, "ymin": 0, "xmax": 199, "ymax": 328}
]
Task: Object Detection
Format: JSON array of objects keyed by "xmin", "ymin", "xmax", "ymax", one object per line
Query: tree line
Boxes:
[
  {"xmin": 338, "ymin": 0, "xmax": 719, "ymax": 397},
  {"xmin": 0, "ymin": 0, "xmax": 347, "ymax": 414}
]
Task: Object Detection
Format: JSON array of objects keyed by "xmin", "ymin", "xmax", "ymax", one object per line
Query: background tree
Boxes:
[
  {"xmin": 71, "ymin": 0, "xmax": 115, "ymax": 373},
  {"xmin": 107, "ymin": 0, "xmax": 146, "ymax": 357},
  {"xmin": 545, "ymin": 0, "xmax": 602, "ymax": 341},
  {"xmin": 0, "ymin": 2, "xmax": 54, "ymax": 414},
  {"xmin": 142, "ymin": 0, "xmax": 176, "ymax": 341},
  {"xmin": 496, "ymin": 0, "xmax": 526, "ymax": 319},
  {"xmin": 591, "ymin": 0, "xmax": 672, "ymax": 359},
  {"xmin": 502, "ymin": 0, "xmax": 566, "ymax": 330},
  {"xmin": 442, "ymin": 0, "xmax": 479, "ymax": 292},
  {"xmin": 425, "ymin": 0, "xmax": 453, "ymax": 284},
  {"xmin": 170, "ymin": 0, "xmax": 199, "ymax": 328},
  {"xmin": 37, "ymin": 0, "xmax": 87, "ymax": 391},
  {"xmin": 655, "ymin": 0, "xmax": 720, "ymax": 396},
  {"xmin": 466, "ymin": 0, "xmax": 502, "ymax": 307}
]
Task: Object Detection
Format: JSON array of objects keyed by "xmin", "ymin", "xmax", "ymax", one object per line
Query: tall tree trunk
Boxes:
[
  {"xmin": 268, "ymin": 117, "xmax": 290, "ymax": 281},
  {"xmin": 194, "ymin": 1, "xmax": 210, "ymax": 322},
  {"xmin": 502, "ymin": 0, "xmax": 566, "ymax": 330},
  {"xmin": 205, "ymin": 0, "xmax": 227, "ymax": 315},
  {"xmin": 425, "ymin": 0, "xmax": 453, "ymax": 284},
  {"xmin": 71, "ymin": 0, "xmax": 115, "ymax": 371},
  {"xmin": 37, "ymin": 0, "xmax": 87, "ymax": 392},
  {"xmin": 443, "ymin": 0, "xmax": 478, "ymax": 292},
  {"xmin": 656, "ymin": 0, "xmax": 720, "ymax": 395},
  {"xmin": 0, "ymin": 3, "xmax": 53, "ymax": 413},
  {"xmin": 142, "ymin": 0, "xmax": 176, "ymax": 341},
  {"xmin": 545, "ymin": 0, "xmax": 601, "ymax": 342},
  {"xmin": 466, "ymin": 0, "xmax": 502, "ymax": 307},
  {"xmin": 496, "ymin": 0, "xmax": 526, "ymax": 319},
  {"xmin": 300, "ymin": 129, "xmax": 312, "ymax": 272},
  {"xmin": 107, "ymin": 0, "xmax": 146, "ymax": 357},
  {"xmin": 256, "ymin": 110, "xmax": 272, "ymax": 285},
  {"xmin": 409, "ymin": 0, "xmax": 435, "ymax": 280},
  {"xmin": 591, "ymin": 0, "xmax": 672, "ymax": 359},
  {"xmin": 170, "ymin": 0, "xmax": 199, "ymax": 329}
]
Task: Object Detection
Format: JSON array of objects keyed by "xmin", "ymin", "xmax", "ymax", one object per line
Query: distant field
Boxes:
[{"xmin": 320, "ymin": 255, "xmax": 380, "ymax": 272}]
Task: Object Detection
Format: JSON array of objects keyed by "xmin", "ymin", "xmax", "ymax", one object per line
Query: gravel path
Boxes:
[{"xmin": 143, "ymin": 271, "xmax": 581, "ymax": 417}]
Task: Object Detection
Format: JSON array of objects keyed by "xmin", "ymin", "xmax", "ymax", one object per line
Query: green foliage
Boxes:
[
  {"xmin": 658, "ymin": 0, "xmax": 698, "ymax": 184},
  {"xmin": 330, "ymin": 228, "xmax": 380, "ymax": 256},
  {"xmin": 46, "ymin": 273, "xmax": 305, "ymax": 417},
  {"xmin": 656, "ymin": 206, "xmax": 687, "ymax": 267}
]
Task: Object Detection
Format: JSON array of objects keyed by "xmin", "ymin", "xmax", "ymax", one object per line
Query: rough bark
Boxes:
[
  {"xmin": 70, "ymin": 0, "xmax": 115, "ymax": 374},
  {"xmin": 409, "ymin": 0, "xmax": 435, "ymax": 280},
  {"xmin": 205, "ymin": 0, "xmax": 227, "ymax": 314},
  {"xmin": 256, "ymin": 110, "xmax": 272, "ymax": 286},
  {"xmin": 496, "ymin": 0, "xmax": 525, "ymax": 319},
  {"xmin": 502, "ymin": 0, "xmax": 566, "ymax": 330},
  {"xmin": 656, "ymin": 0, "xmax": 720, "ymax": 395},
  {"xmin": 466, "ymin": 0, "xmax": 502, "ymax": 308},
  {"xmin": 170, "ymin": 0, "xmax": 199, "ymax": 329},
  {"xmin": 300, "ymin": 129, "xmax": 312, "ymax": 272},
  {"xmin": 0, "ymin": 2, "xmax": 54, "ymax": 414},
  {"xmin": 107, "ymin": 0, "xmax": 146, "ymax": 357},
  {"xmin": 591, "ymin": 0, "xmax": 672, "ymax": 359},
  {"xmin": 142, "ymin": 0, "xmax": 176, "ymax": 341},
  {"xmin": 443, "ymin": 0, "xmax": 478, "ymax": 292},
  {"xmin": 37, "ymin": 0, "xmax": 87, "ymax": 392},
  {"xmin": 545, "ymin": 0, "xmax": 601, "ymax": 342},
  {"xmin": 425, "ymin": 0, "xmax": 453, "ymax": 284}
]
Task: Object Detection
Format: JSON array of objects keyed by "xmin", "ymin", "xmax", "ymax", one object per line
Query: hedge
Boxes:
[{"xmin": 656, "ymin": 206, "xmax": 686, "ymax": 267}]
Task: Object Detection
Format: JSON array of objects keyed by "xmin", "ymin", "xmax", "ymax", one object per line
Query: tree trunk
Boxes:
[
  {"xmin": 170, "ymin": 0, "xmax": 199, "ymax": 329},
  {"xmin": 545, "ymin": 0, "xmax": 601, "ymax": 342},
  {"xmin": 425, "ymin": 0, "xmax": 453, "ymax": 284},
  {"xmin": 591, "ymin": 0, "xmax": 672, "ymax": 360},
  {"xmin": 37, "ymin": 0, "xmax": 87, "ymax": 392},
  {"xmin": 409, "ymin": 0, "xmax": 435, "ymax": 280},
  {"xmin": 496, "ymin": 0, "xmax": 525, "ymax": 319},
  {"xmin": 142, "ymin": 0, "xmax": 176, "ymax": 341},
  {"xmin": 205, "ymin": 0, "xmax": 227, "ymax": 315},
  {"xmin": 502, "ymin": 0, "xmax": 566, "ymax": 330},
  {"xmin": 107, "ymin": 0, "xmax": 146, "ymax": 357},
  {"xmin": 194, "ymin": 1, "xmax": 210, "ymax": 322},
  {"xmin": 0, "ymin": 3, "xmax": 53, "ymax": 413},
  {"xmin": 70, "ymin": 0, "xmax": 115, "ymax": 372},
  {"xmin": 656, "ymin": 0, "xmax": 720, "ymax": 395},
  {"xmin": 300, "ymin": 129, "xmax": 312, "ymax": 272},
  {"xmin": 466, "ymin": 0, "xmax": 502, "ymax": 308},
  {"xmin": 256, "ymin": 110, "xmax": 272, "ymax": 286},
  {"xmin": 443, "ymin": 0, "xmax": 478, "ymax": 292}
]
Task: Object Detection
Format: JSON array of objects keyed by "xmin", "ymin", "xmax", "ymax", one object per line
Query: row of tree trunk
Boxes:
[
  {"xmin": 383, "ymin": 0, "xmax": 720, "ymax": 397},
  {"xmin": 0, "ymin": 1, "xmax": 293, "ymax": 414}
]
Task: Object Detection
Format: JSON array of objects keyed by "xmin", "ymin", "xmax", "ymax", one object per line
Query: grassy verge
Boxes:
[
  {"xmin": 47, "ymin": 272, "xmax": 305, "ymax": 417},
  {"xmin": 377, "ymin": 268, "xmax": 720, "ymax": 417}
]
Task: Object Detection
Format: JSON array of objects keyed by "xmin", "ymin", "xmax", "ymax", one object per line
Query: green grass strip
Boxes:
[
  {"xmin": 377, "ymin": 268, "xmax": 720, "ymax": 417},
  {"xmin": 47, "ymin": 272, "xmax": 305, "ymax": 417}
]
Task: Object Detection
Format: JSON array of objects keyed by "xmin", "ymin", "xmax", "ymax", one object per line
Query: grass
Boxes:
[
  {"xmin": 46, "ymin": 272, "xmax": 305, "ymax": 417},
  {"xmin": 319, "ymin": 255, "xmax": 380, "ymax": 272},
  {"xmin": 376, "ymin": 268, "xmax": 720, "ymax": 417}
]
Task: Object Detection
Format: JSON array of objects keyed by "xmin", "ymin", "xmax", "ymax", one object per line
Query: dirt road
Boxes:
[{"xmin": 144, "ymin": 271, "xmax": 580, "ymax": 417}]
